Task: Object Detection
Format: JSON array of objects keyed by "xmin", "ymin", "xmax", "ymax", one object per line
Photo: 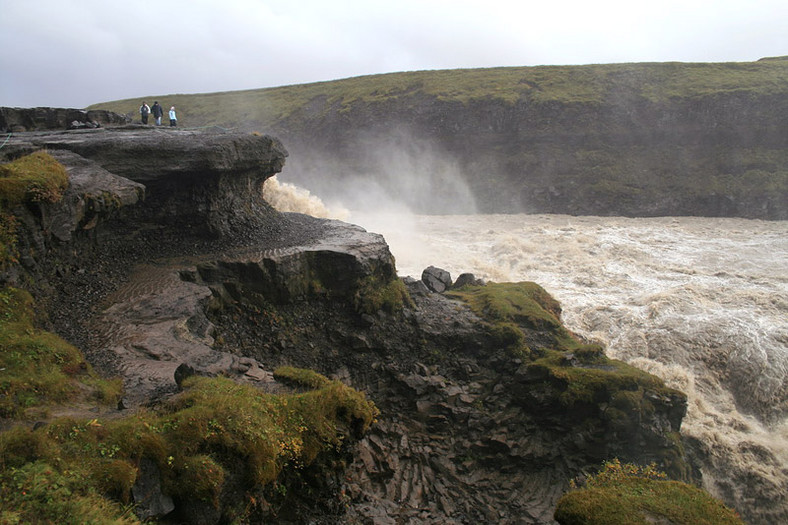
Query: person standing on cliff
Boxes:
[
  {"xmin": 139, "ymin": 101, "xmax": 150, "ymax": 124},
  {"xmin": 151, "ymin": 101, "xmax": 163, "ymax": 126},
  {"xmin": 169, "ymin": 106, "xmax": 177, "ymax": 127}
]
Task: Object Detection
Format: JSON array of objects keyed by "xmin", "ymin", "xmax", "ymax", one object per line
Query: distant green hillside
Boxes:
[
  {"xmin": 90, "ymin": 58, "xmax": 788, "ymax": 219},
  {"xmin": 90, "ymin": 58, "xmax": 788, "ymax": 129}
]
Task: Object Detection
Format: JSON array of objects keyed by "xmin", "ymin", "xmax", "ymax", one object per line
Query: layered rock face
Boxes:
[
  {"xmin": 1, "ymin": 106, "xmax": 129, "ymax": 131},
  {"xmin": 2, "ymin": 127, "xmax": 288, "ymax": 238},
  {"xmin": 1, "ymin": 125, "xmax": 691, "ymax": 523}
]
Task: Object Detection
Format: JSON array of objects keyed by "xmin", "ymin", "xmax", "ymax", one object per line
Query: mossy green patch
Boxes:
[
  {"xmin": 525, "ymin": 348, "xmax": 669, "ymax": 409},
  {"xmin": 0, "ymin": 287, "xmax": 122, "ymax": 419},
  {"xmin": 0, "ymin": 460, "xmax": 139, "ymax": 525},
  {"xmin": 445, "ymin": 282, "xmax": 682, "ymax": 408},
  {"xmin": 555, "ymin": 459, "xmax": 743, "ymax": 525},
  {"xmin": 354, "ymin": 274, "xmax": 413, "ymax": 315},
  {"xmin": 0, "ymin": 370, "xmax": 378, "ymax": 523},
  {"xmin": 447, "ymin": 282, "xmax": 687, "ymax": 478},
  {"xmin": 0, "ymin": 291, "xmax": 377, "ymax": 521},
  {"xmin": 446, "ymin": 281, "xmax": 577, "ymax": 354},
  {"xmin": 274, "ymin": 366, "xmax": 333, "ymax": 390},
  {"xmin": 0, "ymin": 151, "xmax": 69, "ymax": 268},
  {"xmin": 0, "ymin": 151, "xmax": 69, "ymax": 206}
]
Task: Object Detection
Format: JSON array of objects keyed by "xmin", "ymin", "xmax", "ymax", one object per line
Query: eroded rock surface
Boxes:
[
  {"xmin": 3, "ymin": 127, "xmax": 288, "ymax": 237},
  {"xmin": 0, "ymin": 106, "xmax": 128, "ymax": 131}
]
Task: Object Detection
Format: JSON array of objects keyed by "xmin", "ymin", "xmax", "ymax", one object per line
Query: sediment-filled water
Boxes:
[{"xmin": 264, "ymin": 177, "xmax": 788, "ymax": 523}]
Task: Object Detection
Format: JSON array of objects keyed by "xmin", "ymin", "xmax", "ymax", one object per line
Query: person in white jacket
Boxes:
[
  {"xmin": 139, "ymin": 102, "xmax": 150, "ymax": 124},
  {"xmin": 169, "ymin": 106, "xmax": 177, "ymax": 127}
]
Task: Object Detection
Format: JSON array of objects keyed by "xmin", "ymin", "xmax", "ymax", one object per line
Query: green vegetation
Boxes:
[
  {"xmin": 1, "ymin": 371, "xmax": 378, "ymax": 523},
  {"xmin": 274, "ymin": 366, "xmax": 333, "ymax": 390},
  {"xmin": 448, "ymin": 282, "xmax": 688, "ymax": 478},
  {"xmin": 446, "ymin": 281, "xmax": 578, "ymax": 355},
  {"xmin": 354, "ymin": 274, "xmax": 413, "ymax": 315},
  {"xmin": 88, "ymin": 59, "xmax": 788, "ymax": 129},
  {"xmin": 555, "ymin": 459, "xmax": 744, "ymax": 525},
  {"xmin": 0, "ymin": 286, "xmax": 378, "ymax": 522},
  {"xmin": 446, "ymin": 281, "xmax": 683, "ymax": 405},
  {"xmin": 0, "ymin": 287, "xmax": 122, "ymax": 419},
  {"xmin": 0, "ymin": 151, "xmax": 69, "ymax": 206},
  {"xmin": 0, "ymin": 151, "xmax": 69, "ymax": 267},
  {"xmin": 525, "ymin": 347, "xmax": 666, "ymax": 408}
]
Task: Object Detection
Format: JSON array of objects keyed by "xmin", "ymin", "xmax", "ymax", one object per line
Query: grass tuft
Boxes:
[
  {"xmin": 555, "ymin": 458, "xmax": 744, "ymax": 525},
  {"xmin": 0, "ymin": 151, "xmax": 69, "ymax": 268},
  {"xmin": 0, "ymin": 287, "xmax": 122, "ymax": 419},
  {"xmin": 0, "ymin": 151, "xmax": 69, "ymax": 206}
]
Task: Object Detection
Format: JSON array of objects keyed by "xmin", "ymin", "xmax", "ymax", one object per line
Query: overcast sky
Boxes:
[{"xmin": 1, "ymin": 0, "xmax": 786, "ymax": 108}]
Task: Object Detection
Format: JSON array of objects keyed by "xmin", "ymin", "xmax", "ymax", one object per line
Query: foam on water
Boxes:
[{"xmin": 263, "ymin": 181, "xmax": 788, "ymax": 522}]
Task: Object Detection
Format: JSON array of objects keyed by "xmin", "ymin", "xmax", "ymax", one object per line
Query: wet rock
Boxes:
[
  {"xmin": 132, "ymin": 458, "xmax": 174, "ymax": 520},
  {"xmin": 452, "ymin": 272, "xmax": 484, "ymax": 288},
  {"xmin": 2, "ymin": 127, "xmax": 288, "ymax": 239},
  {"xmin": 174, "ymin": 363, "xmax": 198, "ymax": 389},
  {"xmin": 402, "ymin": 275, "xmax": 430, "ymax": 296},
  {"xmin": 421, "ymin": 266, "xmax": 452, "ymax": 293}
]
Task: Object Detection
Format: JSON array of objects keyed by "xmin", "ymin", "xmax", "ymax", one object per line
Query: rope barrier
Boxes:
[{"xmin": 0, "ymin": 132, "xmax": 11, "ymax": 150}]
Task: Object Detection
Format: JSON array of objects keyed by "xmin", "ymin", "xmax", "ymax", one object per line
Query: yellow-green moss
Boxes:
[
  {"xmin": 0, "ymin": 151, "xmax": 69, "ymax": 268},
  {"xmin": 170, "ymin": 454, "xmax": 226, "ymax": 507},
  {"xmin": 0, "ymin": 460, "xmax": 139, "ymax": 525},
  {"xmin": 555, "ymin": 459, "xmax": 743, "ymax": 525},
  {"xmin": 446, "ymin": 281, "xmax": 578, "ymax": 354},
  {"xmin": 0, "ymin": 287, "xmax": 122, "ymax": 418},
  {"xmin": 446, "ymin": 282, "xmax": 683, "ymax": 407},
  {"xmin": 354, "ymin": 275, "xmax": 413, "ymax": 315},
  {"xmin": 525, "ymin": 348, "xmax": 669, "ymax": 408},
  {"xmin": 0, "ymin": 370, "xmax": 378, "ymax": 523},
  {"xmin": 448, "ymin": 281, "xmax": 688, "ymax": 477},
  {"xmin": 274, "ymin": 366, "xmax": 333, "ymax": 389},
  {"xmin": 0, "ymin": 151, "xmax": 69, "ymax": 206}
]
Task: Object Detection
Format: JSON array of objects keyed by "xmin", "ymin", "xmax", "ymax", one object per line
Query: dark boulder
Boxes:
[
  {"xmin": 452, "ymin": 272, "xmax": 484, "ymax": 288},
  {"xmin": 132, "ymin": 458, "xmax": 175, "ymax": 520},
  {"xmin": 421, "ymin": 265, "xmax": 452, "ymax": 293}
]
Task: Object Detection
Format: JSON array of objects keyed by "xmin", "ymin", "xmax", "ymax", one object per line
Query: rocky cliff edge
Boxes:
[{"xmin": 0, "ymin": 124, "xmax": 693, "ymax": 524}]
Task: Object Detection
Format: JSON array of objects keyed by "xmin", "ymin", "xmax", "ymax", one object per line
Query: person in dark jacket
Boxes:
[{"xmin": 151, "ymin": 101, "xmax": 163, "ymax": 126}]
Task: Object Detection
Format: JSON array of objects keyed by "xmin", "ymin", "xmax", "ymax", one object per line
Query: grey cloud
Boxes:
[{"xmin": 1, "ymin": 0, "xmax": 785, "ymax": 108}]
